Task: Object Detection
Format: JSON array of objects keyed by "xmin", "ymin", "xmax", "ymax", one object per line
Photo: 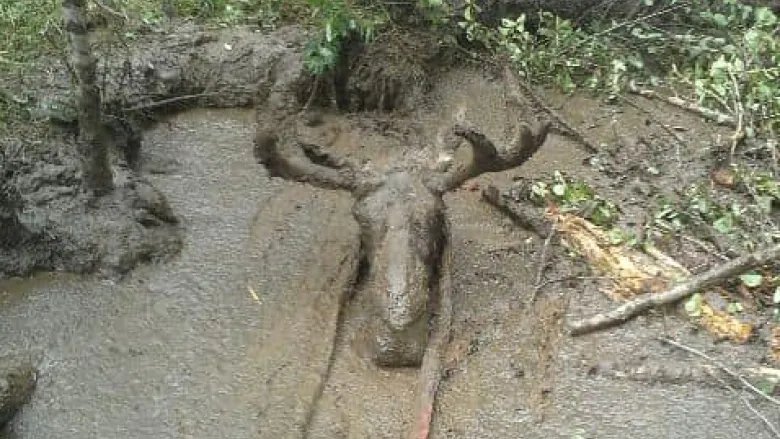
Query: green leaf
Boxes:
[
  {"xmin": 713, "ymin": 215, "xmax": 734, "ymax": 234},
  {"xmin": 685, "ymin": 293, "xmax": 703, "ymax": 317},
  {"xmin": 739, "ymin": 273, "xmax": 763, "ymax": 288},
  {"xmin": 755, "ymin": 7, "xmax": 778, "ymax": 28},
  {"xmin": 726, "ymin": 302, "xmax": 744, "ymax": 314},
  {"xmin": 756, "ymin": 379, "xmax": 778, "ymax": 396},
  {"xmin": 710, "ymin": 13, "xmax": 729, "ymax": 27},
  {"xmin": 607, "ymin": 228, "xmax": 625, "ymax": 245},
  {"xmin": 325, "ymin": 21, "xmax": 333, "ymax": 42},
  {"xmin": 756, "ymin": 196, "xmax": 773, "ymax": 213}
]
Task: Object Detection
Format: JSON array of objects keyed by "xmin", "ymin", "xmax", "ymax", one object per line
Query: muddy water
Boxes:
[
  {"xmin": 0, "ymin": 108, "xmax": 360, "ymax": 438},
  {"xmin": 1, "ymin": 71, "xmax": 775, "ymax": 439}
]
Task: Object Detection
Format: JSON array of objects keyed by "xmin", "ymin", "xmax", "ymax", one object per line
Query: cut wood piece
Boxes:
[
  {"xmin": 552, "ymin": 213, "xmax": 770, "ymax": 341},
  {"xmin": 553, "ymin": 213, "xmax": 690, "ymax": 299}
]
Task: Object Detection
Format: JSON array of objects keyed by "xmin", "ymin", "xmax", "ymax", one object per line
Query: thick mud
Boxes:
[{"xmin": 2, "ymin": 61, "xmax": 778, "ymax": 438}]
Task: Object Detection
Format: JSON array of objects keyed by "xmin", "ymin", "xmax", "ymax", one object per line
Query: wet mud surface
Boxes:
[{"xmin": 2, "ymin": 62, "xmax": 778, "ymax": 438}]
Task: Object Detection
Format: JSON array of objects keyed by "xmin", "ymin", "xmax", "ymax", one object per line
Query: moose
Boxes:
[{"xmin": 253, "ymin": 66, "xmax": 551, "ymax": 368}]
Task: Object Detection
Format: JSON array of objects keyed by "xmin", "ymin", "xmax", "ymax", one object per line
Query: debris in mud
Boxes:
[
  {"xmin": 481, "ymin": 183, "xmax": 550, "ymax": 237},
  {"xmin": 558, "ymin": 212, "xmax": 760, "ymax": 341},
  {"xmin": 0, "ymin": 143, "xmax": 183, "ymax": 278},
  {"xmin": 0, "ymin": 355, "xmax": 36, "ymax": 428}
]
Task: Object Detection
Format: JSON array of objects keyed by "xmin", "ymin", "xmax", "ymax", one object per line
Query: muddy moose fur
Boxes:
[{"xmin": 253, "ymin": 66, "xmax": 550, "ymax": 367}]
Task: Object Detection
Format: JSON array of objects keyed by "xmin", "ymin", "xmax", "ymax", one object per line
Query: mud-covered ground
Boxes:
[{"xmin": 2, "ymin": 23, "xmax": 779, "ymax": 438}]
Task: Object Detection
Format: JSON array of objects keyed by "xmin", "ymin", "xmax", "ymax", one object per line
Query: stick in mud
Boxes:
[
  {"xmin": 569, "ymin": 243, "xmax": 780, "ymax": 336},
  {"xmin": 628, "ymin": 83, "xmax": 737, "ymax": 127},
  {"xmin": 408, "ymin": 237, "xmax": 454, "ymax": 439}
]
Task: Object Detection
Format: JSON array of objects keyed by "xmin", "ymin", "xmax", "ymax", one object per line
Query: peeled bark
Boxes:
[{"xmin": 62, "ymin": 0, "xmax": 113, "ymax": 194}]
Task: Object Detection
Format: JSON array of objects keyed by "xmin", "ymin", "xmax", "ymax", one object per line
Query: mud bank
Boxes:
[{"xmin": 1, "ymin": 24, "xmax": 312, "ymax": 278}]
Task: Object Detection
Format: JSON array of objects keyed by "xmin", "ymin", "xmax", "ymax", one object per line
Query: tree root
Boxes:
[{"xmin": 569, "ymin": 243, "xmax": 780, "ymax": 336}]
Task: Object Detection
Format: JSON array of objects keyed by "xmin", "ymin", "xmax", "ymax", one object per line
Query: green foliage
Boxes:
[
  {"xmin": 0, "ymin": 0, "xmax": 62, "ymax": 65},
  {"xmin": 685, "ymin": 293, "xmax": 704, "ymax": 317},
  {"xmin": 457, "ymin": 0, "xmax": 779, "ymax": 136},
  {"xmin": 302, "ymin": 0, "xmax": 384, "ymax": 75},
  {"xmin": 650, "ymin": 172, "xmax": 778, "ymax": 251},
  {"xmin": 301, "ymin": 0, "xmax": 447, "ymax": 75},
  {"xmin": 530, "ymin": 171, "xmax": 620, "ymax": 227},
  {"xmin": 652, "ymin": 184, "xmax": 747, "ymax": 236}
]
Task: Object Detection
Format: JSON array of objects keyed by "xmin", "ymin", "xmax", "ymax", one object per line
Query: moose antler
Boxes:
[
  {"xmin": 253, "ymin": 117, "xmax": 370, "ymax": 192},
  {"xmin": 425, "ymin": 67, "xmax": 551, "ymax": 193}
]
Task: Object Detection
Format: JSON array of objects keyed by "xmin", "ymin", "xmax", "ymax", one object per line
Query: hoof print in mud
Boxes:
[{"xmin": 254, "ymin": 65, "xmax": 550, "ymax": 368}]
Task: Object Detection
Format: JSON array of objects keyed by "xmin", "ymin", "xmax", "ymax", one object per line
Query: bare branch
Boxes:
[{"xmin": 569, "ymin": 242, "xmax": 780, "ymax": 336}]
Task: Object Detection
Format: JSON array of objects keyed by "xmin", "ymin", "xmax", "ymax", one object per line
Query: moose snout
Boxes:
[{"xmin": 372, "ymin": 232, "xmax": 432, "ymax": 367}]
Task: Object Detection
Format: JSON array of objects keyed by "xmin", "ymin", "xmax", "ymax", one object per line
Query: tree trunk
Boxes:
[{"xmin": 62, "ymin": 0, "xmax": 113, "ymax": 194}]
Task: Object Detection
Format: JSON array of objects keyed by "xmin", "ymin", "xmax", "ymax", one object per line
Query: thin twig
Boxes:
[
  {"xmin": 301, "ymin": 75, "xmax": 321, "ymax": 113},
  {"xmin": 559, "ymin": 3, "xmax": 686, "ymax": 58},
  {"xmin": 529, "ymin": 225, "xmax": 556, "ymax": 305},
  {"xmin": 715, "ymin": 377, "xmax": 780, "ymax": 438},
  {"xmin": 93, "ymin": 0, "xmax": 128, "ymax": 21},
  {"xmin": 660, "ymin": 337, "xmax": 780, "ymax": 407},
  {"xmin": 728, "ymin": 69, "xmax": 746, "ymax": 158},
  {"xmin": 628, "ymin": 83, "xmax": 736, "ymax": 127},
  {"xmin": 707, "ymin": 371, "xmax": 780, "ymax": 438},
  {"xmin": 123, "ymin": 92, "xmax": 219, "ymax": 111},
  {"xmin": 533, "ymin": 275, "xmax": 620, "ymax": 291}
]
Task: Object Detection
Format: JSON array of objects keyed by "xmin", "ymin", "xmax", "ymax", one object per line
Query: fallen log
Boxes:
[
  {"xmin": 569, "ymin": 242, "xmax": 780, "ymax": 335},
  {"xmin": 0, "ymin": 356, "xmax": 37, "ymax": 427}
]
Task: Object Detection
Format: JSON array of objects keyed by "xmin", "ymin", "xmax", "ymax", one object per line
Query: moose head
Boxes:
[{"xmin": 254, "ymin": 66, "xmax": 550, "ymax": 368}]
